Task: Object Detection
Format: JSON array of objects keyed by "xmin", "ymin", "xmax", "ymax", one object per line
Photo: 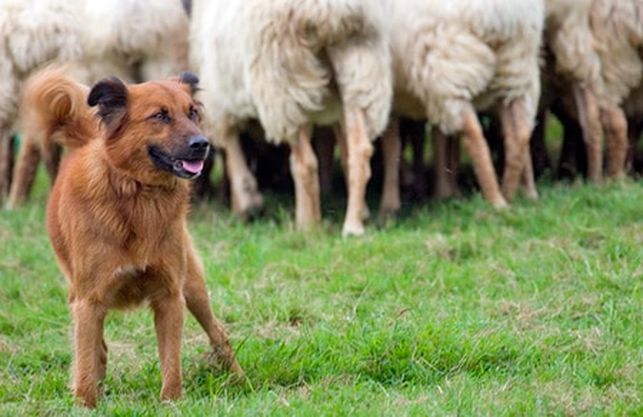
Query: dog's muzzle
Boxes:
[{"xmin": 148, "ymin": 136, "xmax": 210, "ymax": 179}]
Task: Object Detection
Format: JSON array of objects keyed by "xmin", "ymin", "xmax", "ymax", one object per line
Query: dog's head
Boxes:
[{"xmin": 88, "ymin": 72, "xmax": 209, "ymax": 185}]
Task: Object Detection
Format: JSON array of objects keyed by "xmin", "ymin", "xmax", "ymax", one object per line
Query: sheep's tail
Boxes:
[
  {"xmin": 19, "ymin": 66, "xmax": 95, "ymax": 150},
  {"xmin": 247, "ymin": 0, "xmax": 390, "ymax": 141}
]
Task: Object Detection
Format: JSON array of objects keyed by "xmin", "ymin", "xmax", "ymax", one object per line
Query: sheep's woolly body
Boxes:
[
  {"xmin": 0, "ymin": 0, "xmax": 189, "ymax": 125},
  {"xmin": 0, "ymin": 0, "xmax": 81, "ymax": 120},
  {"xmin": 545, "ymin": 0, "xmax": 642, "ymax": 109},
  {"xmin": 544, "ymin": 0, "xmax": 600, "ymax": 89},
  {"xmin": 191, "ymin": 0, "xmax": 392, "ymax": 143},
  {"xmin": 591, "ymin": 0, "xmax": 642, "ymax": 108},
  {"xmin": 389, "ymin": 0, "xmax": 544, "ymax": 134},
  {"xmin": 80, "ymin": 0, "xmax": 189, "ymax": 80}
]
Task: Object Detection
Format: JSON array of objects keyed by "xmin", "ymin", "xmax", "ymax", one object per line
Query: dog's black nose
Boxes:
[{"xmin": 189, "ymin": 135, "xmax": 209, "ymax": 151}]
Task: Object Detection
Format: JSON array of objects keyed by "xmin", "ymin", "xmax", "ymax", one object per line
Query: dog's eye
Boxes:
[
  {"xmin": 151, "ymin": 109, "xmax": 172, "ymax": 124},
  {"xmin": 188, "ymin": 106, "xmax": 200, "ymax": 121}
]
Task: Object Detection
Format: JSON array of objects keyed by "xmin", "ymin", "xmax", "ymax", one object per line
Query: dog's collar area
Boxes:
[{"xmin": 148, "ymin": 146, "xmax": 205, "ymax": 180}]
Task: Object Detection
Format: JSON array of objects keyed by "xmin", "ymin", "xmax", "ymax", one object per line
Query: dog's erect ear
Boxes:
[
  {"xmin": 178, "ymin": 71, "xmax": 199, "ymax": 95},
  {"xmin": 88, "ymin": 77, "xmax": 128, "ymax": 135}
]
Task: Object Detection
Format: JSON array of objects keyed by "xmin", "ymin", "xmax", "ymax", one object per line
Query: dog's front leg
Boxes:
[
  {"xmin": 183, "ymin": 249, "xmax": 244, "ymax": 378},
  {"xmin": 151, "ymin": 291, "xmax": 185, "ymax": 401},
  {"xmin": 71, "ymin": 299, "xmax": 107, "ymax": 408}
]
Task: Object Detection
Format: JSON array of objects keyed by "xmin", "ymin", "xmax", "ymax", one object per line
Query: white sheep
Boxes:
[
  {"xmin": 590, "ymin": 0, "xmax": 642, "ymax": 179},
  {"xmin": 190, "ymin": 0, "xmax": 392, "ymax": 236},
  {"xmin": 381, "ymin": 0, "xmax": 544, "ymax": 210},
  {"xmin": 543, "ymin": 0, "xmax": 604, "ymax": 181},
  {"xmin": 543, "ymin": 0, "xmax": 642, "ymax": 181},
  {"xmin": 1, "ymin": 0, "xmax": 190, "ymax": 208}
]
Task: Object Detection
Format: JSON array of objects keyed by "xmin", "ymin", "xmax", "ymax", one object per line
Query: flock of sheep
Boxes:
[{"xmin": 1, "ymin": 0, "xmax": 641, "ymax": 236}]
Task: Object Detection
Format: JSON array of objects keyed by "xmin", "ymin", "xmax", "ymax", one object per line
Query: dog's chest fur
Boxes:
[
  {"xmin": 69, "ymin": 180, "xmax": 191, "ymax": 308},
  {"xmin": 106, "ymin": 177, "xmax": 189, "ymax": 263}
]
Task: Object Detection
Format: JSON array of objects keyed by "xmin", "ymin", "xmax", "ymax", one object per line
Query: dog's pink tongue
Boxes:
[{"xmin": 181, "ymin": 160, "xmax": 204, "ymax": 174}]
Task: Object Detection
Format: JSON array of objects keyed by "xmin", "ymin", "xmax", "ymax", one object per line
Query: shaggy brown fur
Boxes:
[{"xmin": 22, "ymin": 69, "xmax": 243, "ymax": 407}]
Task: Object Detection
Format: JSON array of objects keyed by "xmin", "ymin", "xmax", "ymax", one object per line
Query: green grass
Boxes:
[{"xmin": 1, "ymin": 169, "xmax": 642, "ymax": 416}]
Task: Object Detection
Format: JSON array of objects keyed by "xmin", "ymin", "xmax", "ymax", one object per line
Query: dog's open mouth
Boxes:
[{"xmin": 148, "ymin": 146, "xmax": 206, "ymax": 179}]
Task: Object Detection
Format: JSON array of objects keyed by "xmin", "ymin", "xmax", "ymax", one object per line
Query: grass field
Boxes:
[{"xmin": 0, "ymin": 168, "xmax": 642, "ymax": 416}]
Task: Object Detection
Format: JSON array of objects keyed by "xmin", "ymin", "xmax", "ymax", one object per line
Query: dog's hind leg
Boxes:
[{"xmin": 183, "ymin": 250, "xmax": 244, "ymax": 379}]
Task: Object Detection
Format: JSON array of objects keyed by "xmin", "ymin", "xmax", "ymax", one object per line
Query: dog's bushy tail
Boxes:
[{"xmin": 20, "ymin": 67, "xmax": 95, "ymax": 150}]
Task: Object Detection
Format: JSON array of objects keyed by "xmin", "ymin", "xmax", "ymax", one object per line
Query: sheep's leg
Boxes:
[
  {"xmin": 7, "ymin": 135, "xmax": 41, "ymax": 209},
  {"xmin": 0, "ymin": 128, "xmax": 12, "ymax": 206},
  {"xmin": 555, "ymin": 107, "xmax": 586, "ymax": 179},
  {"xmin": 43, "ymin": 142, "xmax": 62, "ymax": 182},
  {"xmin": 289, "ymin": 125, "xmax": 321, "ymax": 231},
  {"xmin": 335, "ymin": 125, "xmax": 348, "ymax": 189},
  {"xmin": 624, "ymin": 116, "xmax": 640, "ymax": 174},
  {"xmin": 521, "ymin": 148, "xmax": 539, "ymax": 200},
  {"xmin": 222, "ymin": 133, "xmax": 264, "ymax": 219},
  {"xmin": 573, "ymin": 85, "xmax": 602, "ymax": 182},
  {"xmin": 434, "ymin": 127, "xmax": 461, "ymax": 199},
  {"xmin": 433, "ymin": 127, "xmax": 452, "ymax": 200},
  {"xmin": 500, "ymin": 100, "xmax": 532, "ymax": 201},
  {"xmin": 313, "ymin": 127, "xmax": 336, "ymax": 195},
  {"xmin": 341, "ymin": 108, "xmax": 373, "ymax": 236},
  {"xmin": 336, "ymin": 124, "xmax": 369, "ymax": 221},
  {"xmin": 460, "ymin": 107, "xmax": 507, "ymax": 209},
  {"xmin": 379, "ymin": 119, "xmax": 401, "ymax": 218},
  {"xmin": 601, "ymin": 104, "xmax": 628, "ymax": 180},
  {"xmin": 447, "ymin": 134, "xmax": 461, "ymax": 197},
  {"xmin": 410, "ymin": 123, "xmax": 428, "ymax": 198},
  {"xmin": 530, "ymin": 107, "xmax": 551, "ymax": 179}
]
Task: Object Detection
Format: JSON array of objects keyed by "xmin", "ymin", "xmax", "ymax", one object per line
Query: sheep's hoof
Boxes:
[
  {"xmin": 361, "ymin": 206, "xmax": 371, "ymax": 221},
  {"xmin": 434, "ymin": 186, "xmax": 462, "ymax": 201},
  {"xmin": 606, "ymin": 172, "xmax": 626, "ymax": 183},
  {"xmin": 491, "ymin": 198, "xmax": 509, "ymax": 210},
  {"xmin": 342, "ymin": 221, "xmax": 365, "ymax": 237},
  {"xmin": 524, "ymin": 189, "xmax": 539, "ymax": 201},
  {"xmin": 240, "ymin": 203, "xmax": 264, "ymax": 222},
  {"xmin": 233, "ymin": 194, "xmax": 264, "ymax": 221},
  {"xmin": 378, "ymin": 204, "xmax": 400, "ymax": 222},
  {"xmin": 295, "ymin": 220, "xmax": 322, "ymax": 233}
]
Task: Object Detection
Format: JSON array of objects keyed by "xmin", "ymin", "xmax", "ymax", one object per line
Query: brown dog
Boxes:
[{"xmin": 20, "ymin": 68, "xmax": 243, "ymax": 407}]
